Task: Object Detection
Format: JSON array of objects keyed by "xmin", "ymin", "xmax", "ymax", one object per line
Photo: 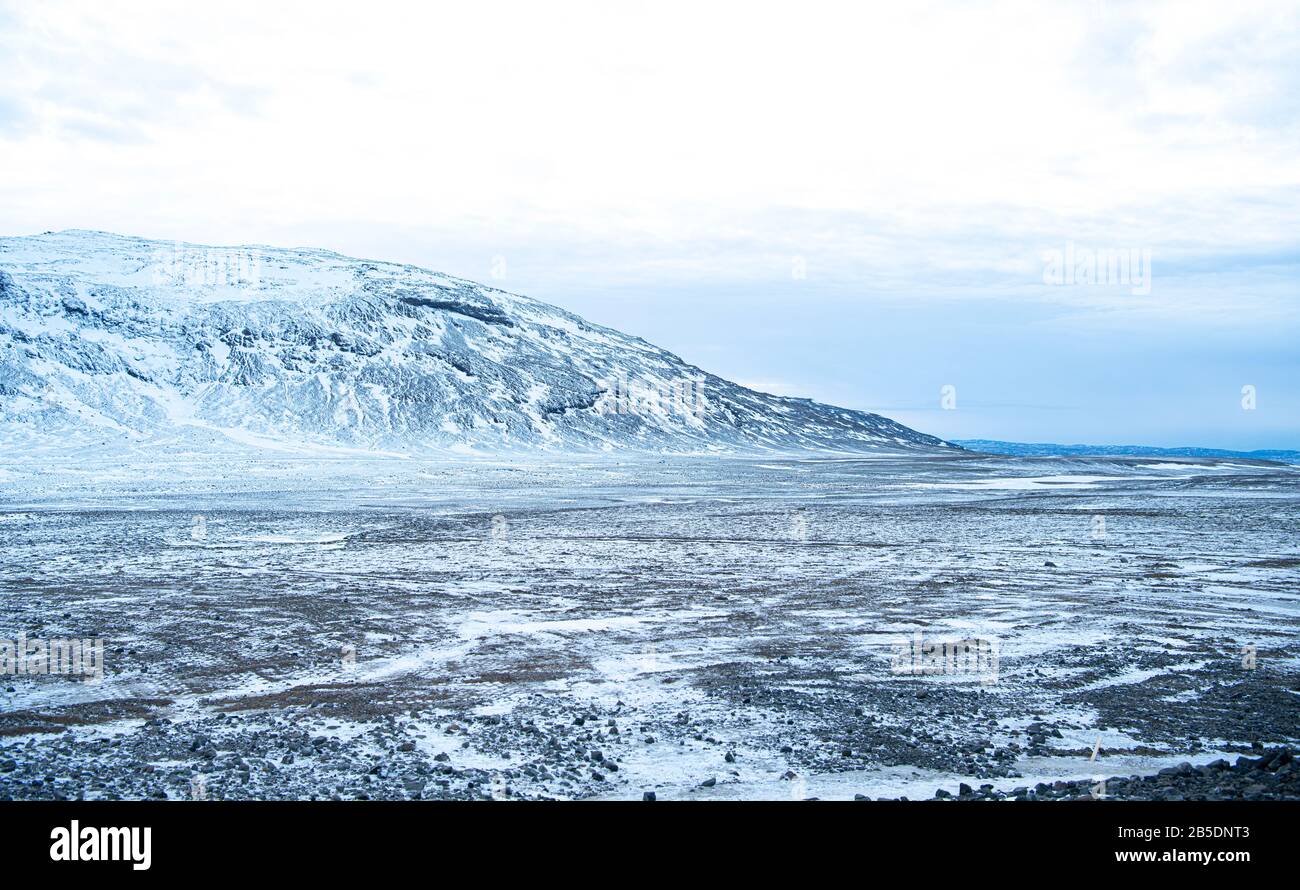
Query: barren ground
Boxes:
[{"xmin": 1, "ymin": 452, "xmax": 1297, "ymax": 800}]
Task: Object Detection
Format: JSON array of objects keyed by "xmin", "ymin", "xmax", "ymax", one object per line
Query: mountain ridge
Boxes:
[
  {"xmin": 955, "ymin": 439, "xmax": 1299, "ymax": 464},
  {"xmin": 0, "ymin": 229, "xmax": 955, "ymax": 456}
]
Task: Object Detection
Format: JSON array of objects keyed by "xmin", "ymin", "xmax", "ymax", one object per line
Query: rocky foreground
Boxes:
[
  {"xmin": 926, "ymin": 746, "xmax": 1299, "ymax": 802},
  {"xmin": 3, "ymin": 699, "xmax": 1295, "ymax": 801},
  {"xmin": 1, "ymin": 703, "xmax": 638, "ymax": 801}
]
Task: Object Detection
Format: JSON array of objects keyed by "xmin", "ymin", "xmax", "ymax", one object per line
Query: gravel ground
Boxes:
[
  {"xmin": 1, "ymin": 453, "xmax": 1297, "ymax": 801},
  {"xmin": 928, "ymin": 745, "xmax": 1299, "ymax": 801}
]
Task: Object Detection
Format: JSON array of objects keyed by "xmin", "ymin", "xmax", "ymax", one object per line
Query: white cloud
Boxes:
[
  {"xmin": 1, "ymin": 0, "xmax": 1296, "ymax": 258},
  {"xmin": 1, "ymin": 0, "xmax": 1297, "ymax": 447}
]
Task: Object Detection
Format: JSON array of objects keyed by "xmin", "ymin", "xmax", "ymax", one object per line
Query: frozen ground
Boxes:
[{"xmin": 1, "ymin": 450, "xmax": 1298, "ymax": 800}]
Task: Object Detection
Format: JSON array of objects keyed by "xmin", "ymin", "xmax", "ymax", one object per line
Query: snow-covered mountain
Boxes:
[{"xmin": 0, "ymin": 230, "xmax": 953, "ymax": 456}]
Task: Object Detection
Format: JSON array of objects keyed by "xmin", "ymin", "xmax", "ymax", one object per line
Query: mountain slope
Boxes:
[{"xmin": 0, "ymin": 230, "xmax": 953, "ymax": 456}]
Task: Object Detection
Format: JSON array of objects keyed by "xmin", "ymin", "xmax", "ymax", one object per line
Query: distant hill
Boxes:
[
  {"xmin": 0, "ymin": 230, "xmax": 955, "ymax": 456},
  {"xmin": 955, "ymin": 439, "xmax": 1300, "ymax": 464}
]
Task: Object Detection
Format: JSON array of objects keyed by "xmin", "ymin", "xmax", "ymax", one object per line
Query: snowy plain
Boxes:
[{"xmin": 1, "ymin": 449, "xmax": 1296, "ymax": 800}]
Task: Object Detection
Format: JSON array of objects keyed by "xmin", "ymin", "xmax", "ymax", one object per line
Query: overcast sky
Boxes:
[{"xmin": 1, "ymin": 0, "xmax": 1297, "ymax": 448}]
